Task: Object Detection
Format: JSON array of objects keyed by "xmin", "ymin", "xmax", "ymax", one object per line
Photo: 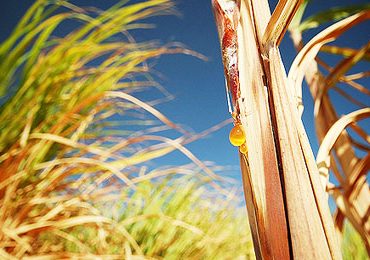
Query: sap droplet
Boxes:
[
  {"xmin": 229, "ymin": 124, "xmax": 245, "ymax": 147},
  {"xmin": 239, "ymin": 142, "xmax": 248, "ymax": 155}
]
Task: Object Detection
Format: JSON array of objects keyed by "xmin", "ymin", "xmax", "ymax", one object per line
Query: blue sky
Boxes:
[{"xmin": 0, "ymin": 0, "xmax": 369, "ymax": 185}]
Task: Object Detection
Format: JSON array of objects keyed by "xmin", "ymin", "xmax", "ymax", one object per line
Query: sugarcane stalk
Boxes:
[{"xmin": 212, "ymin": 0, "xmax": 342, "ymax": 258}]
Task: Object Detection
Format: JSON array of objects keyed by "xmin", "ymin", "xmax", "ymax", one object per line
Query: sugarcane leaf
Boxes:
[
  {"xmin": 321, "ymin": 45, "xmax": 370, "ymax": 62},
  {"xmin": 289, "ymin": 0, "xmax": 308, "ymax": 31},
  {"xmin": 299, "ymin": 3, "xmax": 370, "ymax": 31}
]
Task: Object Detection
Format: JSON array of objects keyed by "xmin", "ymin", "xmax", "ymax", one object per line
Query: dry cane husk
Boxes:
[{"xmin": 235, "ymin": 0, "xmax": 342, "ymax": 258}]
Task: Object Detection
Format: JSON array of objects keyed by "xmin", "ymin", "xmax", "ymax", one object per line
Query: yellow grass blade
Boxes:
[{"xmin": 106, "ymin": 91, "xmax": 182, "ymax": 132}]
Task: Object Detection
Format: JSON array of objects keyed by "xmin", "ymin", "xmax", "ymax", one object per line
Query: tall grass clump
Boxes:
[{"xmin": 0, "ymin": 0, "xmax": 254, "ymax": 259}]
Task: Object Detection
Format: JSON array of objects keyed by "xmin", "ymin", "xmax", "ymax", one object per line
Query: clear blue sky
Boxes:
[{"xmin": 0, "ymin": 0, "xmax": 369, "ymax": 185}]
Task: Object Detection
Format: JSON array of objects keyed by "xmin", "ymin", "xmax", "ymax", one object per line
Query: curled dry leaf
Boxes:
[
  {"xmin": 313, "ymin": 42, "xmax": 370, "ymax": 117},
  {"xmin": 316, "ymin": 108, "xmax": 370, "ymax": 191},
  {"xmin": 288, "ymin": 11, "xmax": 370, "ymax": 115}
]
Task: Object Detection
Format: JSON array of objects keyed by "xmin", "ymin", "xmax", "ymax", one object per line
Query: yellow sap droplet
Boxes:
[
  {"xmin": 239, "ymin": 142, "xmax": 248, "ymax": 154},
  {"xmin": 229, "ymin": 124, "xmax": 246, "ymax": 147}
]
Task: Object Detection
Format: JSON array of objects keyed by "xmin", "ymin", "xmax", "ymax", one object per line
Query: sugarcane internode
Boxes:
[{"xmin": 213, "ymin": 0, "xmax": 247, "ymax": 153}]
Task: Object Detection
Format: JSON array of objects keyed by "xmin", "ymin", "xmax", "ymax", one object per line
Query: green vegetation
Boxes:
[
  {"xmin": 0, "ymin": 0, "xmax": 253, "ymax": 258},
  {"xmin": 32, "ymin": 176, "xmax": 253, "ymax": 259},
  {"xmin": 342, "ymin": 222, "xmax": 368, "ymax": 260}
]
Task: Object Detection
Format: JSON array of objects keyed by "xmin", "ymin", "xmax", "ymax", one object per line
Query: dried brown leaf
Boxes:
[
  {"xmin": 288, "ymin": 11, "xmax": 370, "ymax": 112},
  {"xmin": 316, "ymin": 108, "xmax": 370, "ymax": 189},
  {"xmin": 340, "ymin": 78, "xmax": 370, "ymax": 96},
  {"xmin": 325, "ymin": 42, "xmax": 370, "ymax": 91}
]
